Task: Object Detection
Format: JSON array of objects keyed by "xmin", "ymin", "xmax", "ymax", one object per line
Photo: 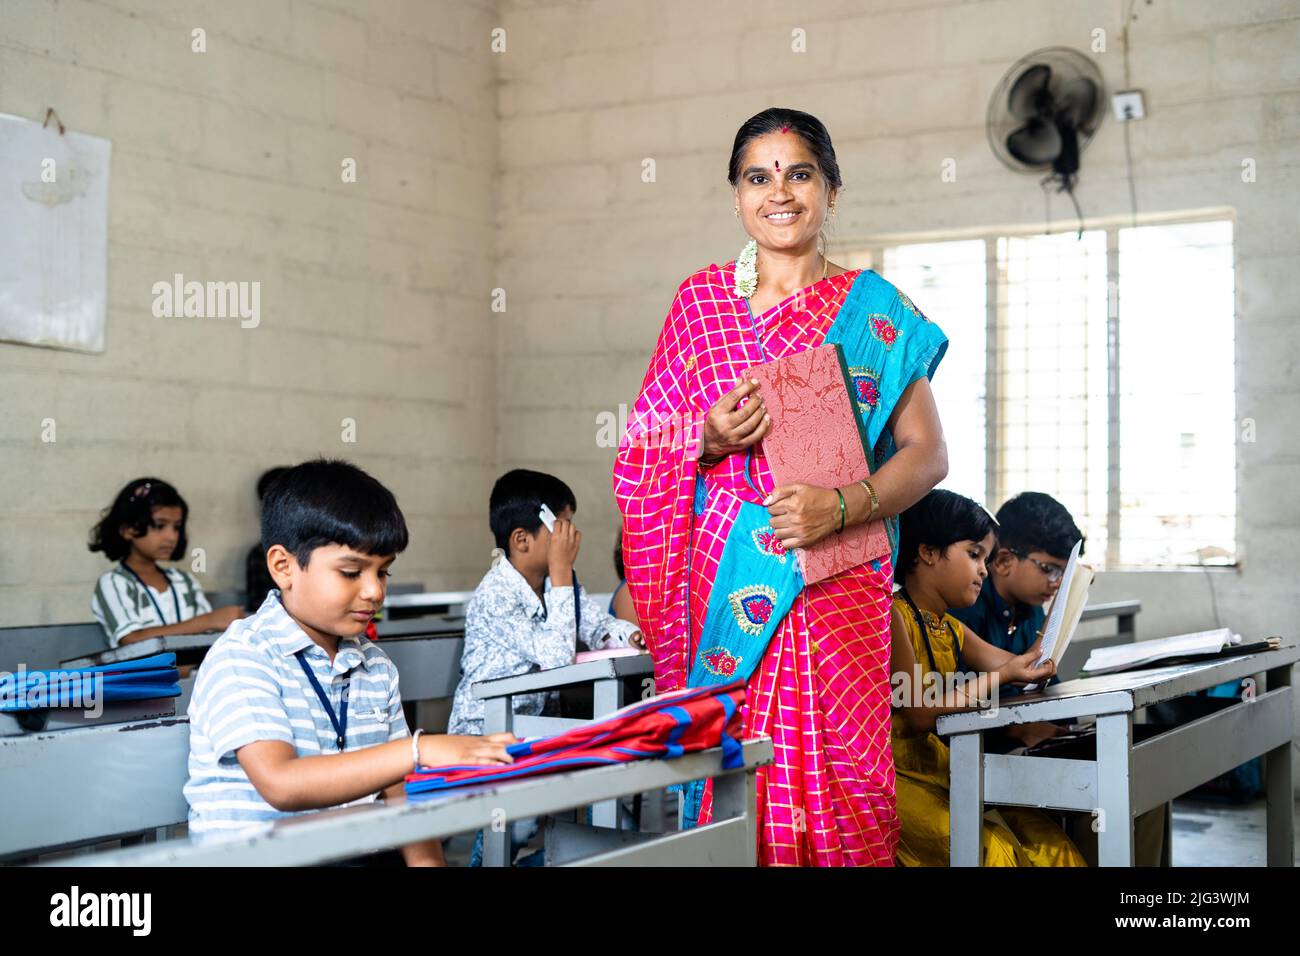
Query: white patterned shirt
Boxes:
[{"xmin": 448, "ymin": 557, "xmax": 639, "ymax": 735}]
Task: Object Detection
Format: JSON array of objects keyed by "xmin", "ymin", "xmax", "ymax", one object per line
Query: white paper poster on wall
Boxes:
[{"xmin": 0, "ymin": 112, "xmax": 112, "ymax": 353}]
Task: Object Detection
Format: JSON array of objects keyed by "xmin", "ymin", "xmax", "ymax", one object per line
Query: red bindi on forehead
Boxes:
[{"xmin": 780, "ymin": 125, "xmax": 790, "ymax": 133}]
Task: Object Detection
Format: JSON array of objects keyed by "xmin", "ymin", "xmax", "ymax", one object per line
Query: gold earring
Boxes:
[{"xmin": 734, "ymin": 207, "xmax": 740, "ymax": 218}]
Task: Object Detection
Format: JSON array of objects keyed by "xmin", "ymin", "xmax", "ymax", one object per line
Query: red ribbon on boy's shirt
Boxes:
[{"xmin": 404, "ymin": 681, "xmax": 747, "ymax": 795}]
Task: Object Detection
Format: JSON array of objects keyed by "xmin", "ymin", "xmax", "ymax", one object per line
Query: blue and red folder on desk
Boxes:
[
  {"xmin": 404, "ymin": 681, "xmax": 747, "ymax": 797},
  {"xmin": 0, "ymin": 653, "xmax": 181, "ymax": 712}
]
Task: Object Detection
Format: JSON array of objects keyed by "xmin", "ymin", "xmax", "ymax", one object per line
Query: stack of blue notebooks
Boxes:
[{"xmin": 0, "ymin": 652, "xmax": 181, "ymax": 712}]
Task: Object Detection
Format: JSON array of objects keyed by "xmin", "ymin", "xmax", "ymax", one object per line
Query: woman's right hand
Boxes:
[{"xmin": 700, "ymin": 379, "xmax": 772, "ymax": 461}]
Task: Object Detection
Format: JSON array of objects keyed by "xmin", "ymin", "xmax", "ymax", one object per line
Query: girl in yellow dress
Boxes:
[{"xmin": 890, "ymin": 489, "xmax": 1086, "ymax": 867}]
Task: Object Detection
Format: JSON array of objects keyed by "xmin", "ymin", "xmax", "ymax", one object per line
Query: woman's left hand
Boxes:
[{"xmin": 764, "ymin": 484, "xmax": 841, "ymax": 549}]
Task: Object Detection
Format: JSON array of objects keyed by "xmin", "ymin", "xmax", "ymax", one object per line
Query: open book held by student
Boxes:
[{"xmin": 1023, "ymin": 539, "xmax": 1093, "ymax": 690}]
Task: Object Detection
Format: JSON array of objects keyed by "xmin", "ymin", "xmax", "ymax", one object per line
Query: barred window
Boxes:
[{"xmin": 846, "ymin": 214, "xmax": 1236, "ymax": 568}]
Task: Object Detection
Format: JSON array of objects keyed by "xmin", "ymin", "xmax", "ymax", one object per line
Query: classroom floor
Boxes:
[
  {"xmin": 438, "ymin": 799, "xmax": 1299, "ymax": 867},
  {"xmin": 1171, "ymin": 797, "xmax": 1299, "ymax": 867},
  {"xmin": 32, "ymin": 798, "xmax": 1298, "ymax": 866}
]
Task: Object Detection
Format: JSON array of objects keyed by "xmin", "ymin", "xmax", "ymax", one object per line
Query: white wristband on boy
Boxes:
[{"xmin": 411, "ymin": 728, "xmax": 424, "ymax": 771}]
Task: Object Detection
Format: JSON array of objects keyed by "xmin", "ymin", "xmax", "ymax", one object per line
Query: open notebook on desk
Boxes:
[{"xmin": 1082, "ymin": 628, "xmax": 1281, "ymax": 676}]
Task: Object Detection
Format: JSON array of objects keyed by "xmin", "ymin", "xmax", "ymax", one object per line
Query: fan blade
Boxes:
[
  {"xmin": 1007, "ymin": 119, "xmax": 1062, "ymax": 165},
  {"xmin": 1053, "ymin": 122, "xmax": 1081, "ymax": 176},
  {"xmin": 1007, "ymin": 63, "xmax": 1052, "ymax": 120},
  {"xmin": 1055, "ymin": 76, "xmax": 1099, "ymax": 129}
]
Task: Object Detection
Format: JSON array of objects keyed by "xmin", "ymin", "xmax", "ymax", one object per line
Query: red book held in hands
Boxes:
[{"xmin": 746, "ymin": 343, "xmax": 890, "ymax": 585}]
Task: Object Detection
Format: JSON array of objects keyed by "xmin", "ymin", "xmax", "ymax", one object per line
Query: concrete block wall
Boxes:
[
  {"xmin": 2, "ymin": 0, "xmax": 1297, "ymax": 667},
  {"xmin": 0, "ymin": 0, "xmax": 500, "ymax": 624},
  {"xmin": 495, "ymin": 0, "xmax": 1300, "ymax": 651}
]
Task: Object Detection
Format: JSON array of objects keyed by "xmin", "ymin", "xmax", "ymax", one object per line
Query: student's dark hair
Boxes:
[
  {"xmin": 261, "ymin": 459, "xmax": 408, "ymax": 568},
  {"xmin": 88, "ymin": 477, "xmax": 189, "ymax": 562},
  {"xmin": 255, "ymin": 466, "xmax": 291, "ymax": 501},
  {"xmin": 994, "ymin": 492, "xmax": 1085, "ymax": 561},
  {"xmin": 897, "ymin": 489, "xmax": 998, "ymax": 579},
  {"xmin": 727, "ymin": 107, "xmax": 843, "ymax": 191},
  {"xmin": 614, "ymin": 536, "xmax": 625, "ymax": 581},
  {"xmin": 489, "ymin": 469, "xmax": 577, "ymax": 551}
]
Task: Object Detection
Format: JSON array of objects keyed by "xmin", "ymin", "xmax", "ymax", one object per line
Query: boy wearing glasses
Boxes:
[
  {"xmin": 950, "ymin": 493, "xmax": 1083, "ymax": 740},
  {"xmin": 950, "ymin": 493, "xmax": 1083, "ymax": 658}
]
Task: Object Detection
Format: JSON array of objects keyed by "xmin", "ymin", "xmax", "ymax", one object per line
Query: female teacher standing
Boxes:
[{"xmin": 614, "ymin": 108, "xmax": 949, "ymax": 866}]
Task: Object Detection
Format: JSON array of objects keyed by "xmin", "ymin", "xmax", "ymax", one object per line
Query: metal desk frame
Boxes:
[
  {"xmin": 1078, "ymin": 600, "xmax": 1140, "ymax": 635},
  {"xmin": 44, "ymin": 738, "xmax": 772, "ymax": 868},
  {"xmin": 60, "ymin": 632, "xmax": 220, "ymax": 669},
  {"xmin": 373, "ymin": 630, "xmax": 464, "ymax": 702},
  {"xmin": 383, "ymin": 591, "xmax": 474, "ymax": 614},
  {"xmin": 1, "ymin": 717, "xmax": 190, "ymax": 860},
  {"xmin": 474, "ymin": 654, "xmax": 656, "ymax": 865},
  {"xmin": 937, "ymin": 644, "xmax": 1297, "ymax": 866},
  {"xmin": 1057, "ymin": 601, "xmax": 1140, "ymax": 681}
]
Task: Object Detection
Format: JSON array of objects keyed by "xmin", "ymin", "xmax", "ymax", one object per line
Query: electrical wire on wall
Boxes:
[{"xmin": 1121, "ymin": 0, "xmax": 1143, "ymax": 229}]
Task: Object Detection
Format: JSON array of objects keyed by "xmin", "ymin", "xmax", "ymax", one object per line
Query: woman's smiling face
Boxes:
[{"xmin": 733, "ymin": 131, "xmax": 836, "ymax": 253}]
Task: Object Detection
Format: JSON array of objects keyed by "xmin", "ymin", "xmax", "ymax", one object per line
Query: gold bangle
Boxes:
[{"xmin": 859, "ymin": 479, "xmax": 880, "ymax": 522}]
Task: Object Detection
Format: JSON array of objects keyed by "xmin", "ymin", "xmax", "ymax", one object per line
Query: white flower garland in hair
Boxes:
[{"xmin": 734, "ymin": 238, "xmax": 758, "ymax": 298}]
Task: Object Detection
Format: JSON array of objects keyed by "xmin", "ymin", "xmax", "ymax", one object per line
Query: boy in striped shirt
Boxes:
[{"xmin": 184, "ymin": 459, "xmax": 515, "ymax": 865}]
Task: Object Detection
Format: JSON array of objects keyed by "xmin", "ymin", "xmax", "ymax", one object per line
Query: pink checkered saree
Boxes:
[{"xmin": 613, "ymin": 262, "xmax": 905, "ymax": 866}]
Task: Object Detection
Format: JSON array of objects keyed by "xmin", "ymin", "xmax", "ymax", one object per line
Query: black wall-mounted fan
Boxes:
[{"xmin": 987, "ymin": 47, "xmax": 1106, "ymax": 224}]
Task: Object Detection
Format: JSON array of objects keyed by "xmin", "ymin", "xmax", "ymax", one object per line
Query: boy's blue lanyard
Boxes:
[
  {"xmin": 540, "ymin": 571, "xmax": 582, "ymax": 644},
  {"xmin": 294, "ymin": 650, "xmax": 349, "ymax": 751},
  {"xmin": 573, "ymin": 570, "xmax": 581, "ymax": 641},
  {"xmin": 119, "ymin": 561, "xmax": 180, "ymax": 623}
]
